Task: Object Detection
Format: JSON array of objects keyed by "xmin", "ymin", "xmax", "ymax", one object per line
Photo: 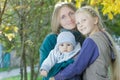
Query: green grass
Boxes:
[
  {"xmin": 0, "ymin": 66, "xmax": 19, "ymax": 72},
  {"xmin": 3, "ymin": 73, "xmax": 42, "ymax": 80},
  {"xmin": 0, "ymin": 67, "xmax": 10, "ymax": 72},
  {"xmin": 0, "ymin": 67, "xmax": 42, "ymax": 80}
]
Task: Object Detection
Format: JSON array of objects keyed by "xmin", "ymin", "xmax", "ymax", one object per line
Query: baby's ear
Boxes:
[{"xmin": 94, "ymin": 17, "xmax": 98, "ymax": 24}]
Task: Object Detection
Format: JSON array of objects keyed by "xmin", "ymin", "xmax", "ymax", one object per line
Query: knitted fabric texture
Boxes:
[{"xmin": 57, "ymin": 32, "xmax": 76, "ymax": 47}]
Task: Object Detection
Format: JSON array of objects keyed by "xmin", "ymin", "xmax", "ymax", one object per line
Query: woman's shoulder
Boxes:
[
  {"xmin": 40, "ymin": 33, "xmax": 57, "ymax": 51},
  {"xmin": 46, "ymin": 33, "xmax": 57, "ymax": 38},
  {"xmin": 45, "ymin": 33, "xmax": 57, "ymax": 40},
  {"xmin": 45, "ymin": 33, "xmax": 57, "ymax": 39},
  {"xmin": 42, "ymin": 33, "xmax": 57, "ymax": 45}
]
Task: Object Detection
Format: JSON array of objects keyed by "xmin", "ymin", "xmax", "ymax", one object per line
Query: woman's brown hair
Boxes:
[{"xmin": 51, "ymin": 2, "xmax": 76, "ymax": 34}]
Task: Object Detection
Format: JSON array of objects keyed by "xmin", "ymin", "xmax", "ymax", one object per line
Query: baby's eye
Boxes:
[
  {"xmin": 60, "ymin": 44, "xmax": 64, "ymax": 46},
  {"xmin": 67, "ymin": 44, "xmax": 71, "ymax": 46}
]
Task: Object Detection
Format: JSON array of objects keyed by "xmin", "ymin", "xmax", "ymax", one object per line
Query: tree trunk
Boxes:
[
  {"xmin": 19, "ymin": 15, "xmax": 27, "ymax": 80},
  {"xmin": 30, "ymin": 57, "xmax": 34, "ymax": 80}
]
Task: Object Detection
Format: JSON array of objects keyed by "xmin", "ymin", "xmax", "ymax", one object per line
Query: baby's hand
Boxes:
[
  {"xmin": 40, "ymin": 70, "xmax": 48, "ymax": 77},
  {"xmin": 50, "ymin": 77, "xmax": 55, "ymax": 80}
]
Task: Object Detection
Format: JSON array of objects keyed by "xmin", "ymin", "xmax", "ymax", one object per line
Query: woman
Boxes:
[
  {"xmin": 54, "ymin": 6, "xmax": 120, "ymax": 80},
  {"xmin": 39, "ymin": 2, "xmax": 85, "ymax": 80}
]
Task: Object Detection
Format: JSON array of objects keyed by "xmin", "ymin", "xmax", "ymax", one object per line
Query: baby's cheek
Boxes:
[{"xmin": 68, "ymin": 47, "xmax": 73, "ymax": 52}]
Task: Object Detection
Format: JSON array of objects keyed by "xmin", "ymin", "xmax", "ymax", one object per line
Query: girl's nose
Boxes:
[
  {"xmin": 80, "ymin": 24, "xmax": 83, "ymax": 27},
  {"xmin": 78, "ymin": 23, "xmax": 83, "ymax": 28}
]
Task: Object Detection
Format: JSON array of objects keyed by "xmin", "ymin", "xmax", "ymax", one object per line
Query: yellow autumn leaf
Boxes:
[
  {"xmin": 64, "ymin": 0, "xmax": 67, "ymax": 2},
  {"xmin": 76, "ymin": 0, "xmax": 84, "ymax": 8},
  {"xmin": 68, "ymin": 0, "xmax": 72, "ymax": 2},
  {"xmin": 13, "ymin": 27, "xmax": 19, "ymax": 33},
  {"xmin": 115, "ymin": 0, "xmax": 120, "ymax": 14},
  {"xmin": 102, "ymin": 7, "xmax": 108, "ymax": 15},
  {"xmin": 97, "ymin": 0, "xmax": 102, "ymax": 3},
  {"xmin": 76, "ymin": 2, "xmax": 81, "ymax": 8},
  {"xmin": 1, "ymin": 0, "xmax": 6, "ymax": 2},
  {"xmin": 59, "ymin": 0, "xmax": 62, "ymax": 2},
  {"xmin": 90, "ymin": 0, "xmax": 96, "ymax": 6},
  {"xmin": 4, "ymin": 26, "xmax": 10, "ymax": 31},
  {"xmin": 14, "ymin": 5, "xmax": 28, "ymax": 10},
  {"xmin": 5, "ymin": 33, "xmax": 15, "ymax": 41},
  {"xmin": 108, "ymin": 12, "xmax": 113, "ymax": 20}
]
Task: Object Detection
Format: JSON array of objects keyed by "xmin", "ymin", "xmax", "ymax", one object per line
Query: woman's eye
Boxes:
[
  {"xmin": 69, "ymin": 12, "xmax": 74, "ymax": 16},
  {"xmin": 61, "ymin": 15, "xmax": 65, "ymax": 19}
]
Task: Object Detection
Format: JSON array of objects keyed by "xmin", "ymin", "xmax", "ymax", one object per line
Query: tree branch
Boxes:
[{"xmin": 0, "ymin": 0, "xmax": 8, "ymax": 25}]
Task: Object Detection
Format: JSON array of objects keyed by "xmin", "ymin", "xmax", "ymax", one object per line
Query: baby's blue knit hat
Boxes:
[{"xmin": 57, "ymin": 32, "xmax": 76, "ymax": 47}]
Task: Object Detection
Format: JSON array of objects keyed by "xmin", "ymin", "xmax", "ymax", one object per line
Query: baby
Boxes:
[{"xmin": 40, "ymin": 31, "xmax": 81, "ymax": 77}]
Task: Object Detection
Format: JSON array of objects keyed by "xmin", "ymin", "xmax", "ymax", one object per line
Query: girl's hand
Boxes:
[{"xmin": 40, "ymin": 70, "xmax": 47, "ymax": 77}]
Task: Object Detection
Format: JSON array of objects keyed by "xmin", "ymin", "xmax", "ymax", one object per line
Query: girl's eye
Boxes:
[
  {"xmin": 76, "ymin": 22, "xmax": 80, "ymax": 25},
  {"xmin": 76, "ymin": 19, "xmax": 86, "ymax": 25},
  {"xmin": 82, "ymin": 19, "xmax": 86, "ymax": 22},
  {"xmin": 81, "ymin": 19, "xmax": 86, "ymax": 23}
]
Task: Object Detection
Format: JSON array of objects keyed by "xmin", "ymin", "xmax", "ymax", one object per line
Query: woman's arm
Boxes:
[
  {"xmin": 55, "ymin": 38, "xmax": 99, "ymax": 80},
  {"xmin": 39, "ymin": 33, "xmax": 57, "ymax": 66}
]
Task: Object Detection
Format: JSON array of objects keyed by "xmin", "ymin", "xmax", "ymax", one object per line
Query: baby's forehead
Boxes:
[{"xmin": 59, "ymin": 42, "xmax": 73, "ymax": 45}]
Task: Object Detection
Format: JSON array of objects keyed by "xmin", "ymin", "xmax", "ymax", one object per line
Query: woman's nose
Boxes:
[{"xmin": 67, "ymin": 15, "xmax": 73, "ymax": 21}]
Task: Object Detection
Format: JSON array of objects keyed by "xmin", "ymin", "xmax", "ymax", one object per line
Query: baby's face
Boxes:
[{"xmin": 59, "ymin": 42, "xmax": 73, "ymax": 53}]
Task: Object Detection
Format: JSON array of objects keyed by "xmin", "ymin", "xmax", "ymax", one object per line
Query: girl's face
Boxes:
[
  {"xmin": 59, "ymin": 43, "xmax": 73, "ymax": 53},
  {"xmin": 59, "ymin": 6, "xmax": 76, "ymax": 30},
  {"xmin": 75, "ymin": 12, "xmax": 98, "ymax": 36}
]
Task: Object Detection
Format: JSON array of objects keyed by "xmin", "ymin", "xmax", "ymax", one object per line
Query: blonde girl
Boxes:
[{"xmin": 54, "ymin": 6, "xmax": 120, "ymax": 80}]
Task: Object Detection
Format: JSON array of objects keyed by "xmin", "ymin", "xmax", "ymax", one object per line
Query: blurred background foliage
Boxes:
[
  {"xmin": 0, "ymin": 0, "xmax": 120, "ymax": 54},
  {"xmin": 0, "ymin": 0, "xmax": 120, "ymax": 80},
  {"xmin": 0, "ymin": 0, "xmax": 120, "ymax": 52}
]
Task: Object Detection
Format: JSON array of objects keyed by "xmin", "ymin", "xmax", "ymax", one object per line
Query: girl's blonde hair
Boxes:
[
  {"xmin": 76, "ymin": 6, "xmax": 120, "ymax": 80},
  {"xmin": 51, "ymin": 2, "xmax": 76, "ymax": 34}
]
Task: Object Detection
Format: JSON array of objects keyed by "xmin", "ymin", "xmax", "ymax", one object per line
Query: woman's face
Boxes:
[
  {"xmin": 59, "ymin": 6, "xmax": 76, "ymax": 30},
  {"xmin": 75, "ymin": 12, "xmax": 97, "ymax": 35}
]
